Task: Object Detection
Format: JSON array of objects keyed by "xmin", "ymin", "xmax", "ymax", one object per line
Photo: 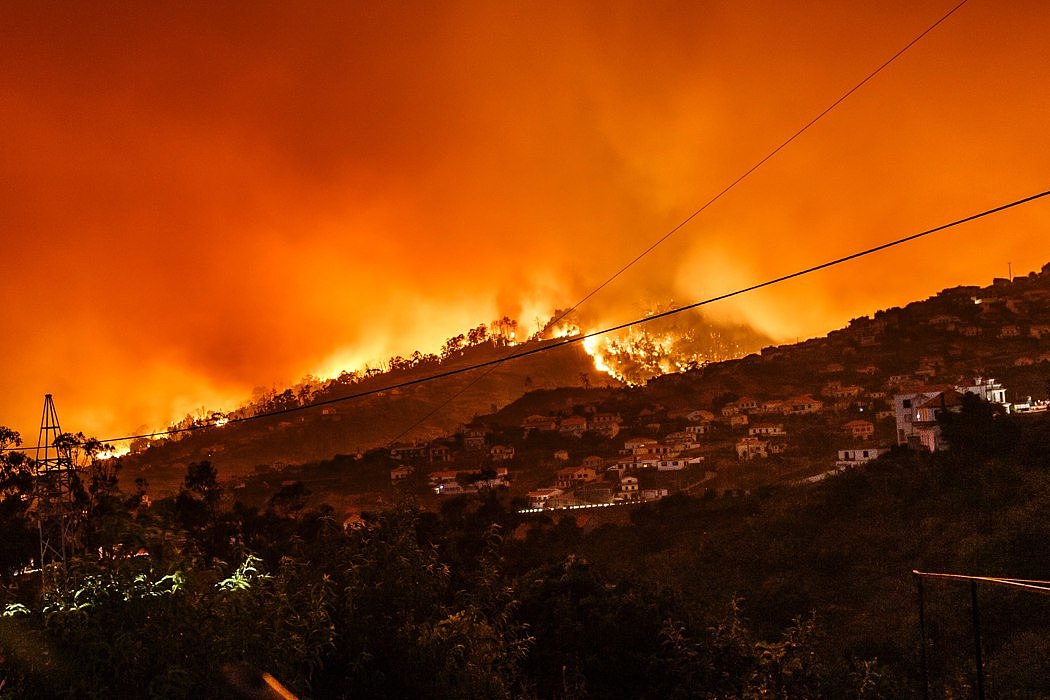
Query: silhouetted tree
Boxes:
[
  {"xmin": 467, "ymin": 324, "xmax": 488, "ymax": 346},
  {"xmin": 938, "ymin": 392, "xmax": 1018, "ymax": 463},
  {"xmin": 0, "ymin": 427, "xmax": 37, "ymax": 577},
  {"xmin": 441, "ymin": 333, "xmax": 466, "ymax": 358},
  {"xmin": 174, "ymin": 461, "xmax": 229, "ymax": 561}
]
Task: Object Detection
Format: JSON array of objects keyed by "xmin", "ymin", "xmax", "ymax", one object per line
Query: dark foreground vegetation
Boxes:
[{"xmin": 2, "ymin": 397, "xmax": 1049, "ymax": 698}]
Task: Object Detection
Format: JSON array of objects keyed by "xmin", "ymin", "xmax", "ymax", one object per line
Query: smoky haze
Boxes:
[{"xmin": 2, "ymin": 1, "xmax": 1049, "ymax": 440}]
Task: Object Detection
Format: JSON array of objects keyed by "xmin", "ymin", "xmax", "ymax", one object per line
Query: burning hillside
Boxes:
[{"xmin": 581, "ymin": 307, "xmax": 773, "ymax": 385}]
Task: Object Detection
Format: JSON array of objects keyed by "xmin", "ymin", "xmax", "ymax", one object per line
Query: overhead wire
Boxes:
[
  {"xmin": 913, "ymin": 570, "xmax": 1050, "ymax": 595},
  {"xmin": 381, "ymin": 0, "xmax": 972, "ymax": 445},
  {"xmin": 4, "ymin": 1, "xmax": 974, "ymax": 456},
  {"xmin": 4, "ymin": 186, "xmax": 1047, "ymax": 454},
  {"xmin": 555, "ymin": 0, "xmax": 971, "ymax": 319}
]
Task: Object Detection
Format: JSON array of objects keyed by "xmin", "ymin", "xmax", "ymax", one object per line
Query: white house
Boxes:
[
  {"xmin": 836, "ymin": 447, "xmax": 889, "ymax": 467},
  {"xmin": 556, "ymin": 466, "xmax": 598, "ymax": 489},
  {"xmin": 840, "ymin": 420, "xmax": 875, "ymax": 441},
  {"xmin": 959, "ymin": 377, "xmax": 1008, "ymax": 407},
  {"xmin": 463, "ymin": 428, "xmax": 488, "ymax": 451},
  {"xmin": 427, "ymin": 470, "xmax": 460, "ymax": 487},
  {"xmin": 527, "ymin": 488, "xmax": 564, "ymax": 509},
  {"xmin": 734, "ymin": 397, "xmax": 760, "ymax": 412},
  {"xmin": 895, "ymin": 378, "xmax": 1008, "ymax": 450},
  {"xmin": 657, "ymin": 457, "xmax": 703, "ymax": 471},
  {"xmin": 559, "ymin": 415, "xmax": 589, "ymax": 436},
  {"xmin": 736, "ymin": 437, "xmax": 769, "ymax": 460},
  {"xmin": 622, "ymin": 437, "xmax": 656, "ymax": 453},
  {"xmin": 522, "ymin": 415, "xmax": 558, "ymax": 432},
  {"xmin": 782, "ymin": 395, "xmax": 823, "ymax": 415},
  {"xmin": 894, "ymin": 389, "xmax": 965, "ymax": 451},
  {"xmin": 618, "ymin": 476, "xmax": 640, "ymax": 501},
  {"xmin": 490, "ymin": 444, "xmax": 516, "ymax": 461},
  {"xmin": 749, "ymin": 423, "xmax": 786, "ymax": 438},
  {"xmin": 755, "ymin": 399, "xmax": 785, "ymax": 415},
  {"xmin": 428, "ymin": 444, "xmax": 453, "ymax": 462},
  {"xmin": 621, "ymin": 439, "xmax": 675, "ymax": 457},
  {"xmin": 389, "ymin": 443, "xmax": 427, "ymax": 460},
  {"xmin": 389, "ymin": 465, "xmax": 415, "ymax": 483}
]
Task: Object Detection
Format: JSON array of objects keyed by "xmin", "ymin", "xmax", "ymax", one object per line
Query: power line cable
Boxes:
[
  {"xmin": 5, "ymin": 186, "xmax": 1047, "ymax": 454},
  {"xmin": 551, "ymin": 0, "xmax": 970, "ymax": 323},
  {"xmin": 4, "ymin": 1, "xmax": 973, "ymax": 456},
  {"xmin": 1, "ymin": 3, "xmax": 977, "ymax": 458},
  {"xmin": 381, "ymin": 0, "xmax": 971, "ymax": 445},
  {"xmin": 913, "ymin": 570, "xmax": 1050, "ymax": 595}
]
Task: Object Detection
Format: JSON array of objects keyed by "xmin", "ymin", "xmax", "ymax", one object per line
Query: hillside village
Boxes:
[
  {"xmin": 11, "ymin": 265, "xmax": 1050, "ymax": 698},
  {"xmin": 349, "ymin": 263, "xmax": 1050, "ymax": 514},
  {"xmin": 126, "ymin": 263, "xmax": 1050, "ymax": 516},
  {"xmin": 11, "ymin": 264, "xmax": 1050, "ymax": 698}
]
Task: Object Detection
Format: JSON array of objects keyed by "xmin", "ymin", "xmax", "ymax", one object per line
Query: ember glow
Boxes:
[
  {"xmin": 95, "ymin": 445, "xmax": 132, "ymax": 461},
  {"xmin": 547, "ymin": 324, "xmax": 581, "ymax": 340},
  {"xmin": 584, "ymin": 332, "xmax": 696, "ymax": 385},
  {"xmin": 3, "ymin": 1, "xmax": 1049, "ymax": 440},
  {"xmin": 581, "ymin": 308, "xmax": 770, "ymax": 385}
]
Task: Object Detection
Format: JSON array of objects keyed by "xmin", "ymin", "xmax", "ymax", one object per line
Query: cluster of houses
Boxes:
[
  {"xmin": 427, "ymin": 467, "xmax": 510, "ymax": 495},
  {"xmin": 371, "ymin": 264, "xmax": 1050, "ymax": 510},
  {"xmin": 521, "ymin": 412, "xmax": 622, "ymax": 438},
  {"xmin": 528, "ymin": 475, "xmax": 658, "ymax": 512},
  {"xmin": 389, "ymin": 463, "xmax": 512, "ymax": 495},
  {"xmin": 892, "ymin": 377, "xmax": 1008, "ymax": 452},
  {"xmin": 718, "ymin": 393, "xmax": 874, "ymax": 464},
  {"xmin": 384, "ymin": 373, "xmax": 1010, "ymax": 510},
  {"xmin": 719, "ymin": 395, "xmax": 826, "ymax": 419},
  {"xmin": 382, "ymin": 274, "xmax": 1030, "ymax": 502},
  {"xmin": 389, "ymin": 438, "xmax": 516, "ymax": 464},
  {"xmin": 523, "ymin": 431, "xmax": 711, "ymax": 508},
  {"xmin": 517, "ymin": 412, "xmax": 698, "ymax": 507}
]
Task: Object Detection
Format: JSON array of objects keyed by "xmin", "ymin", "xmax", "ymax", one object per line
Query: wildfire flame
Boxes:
[
  {"xmin": 580, "ymin": 307, "xmax": 771, "ymax": 385},
  {"xmin": 142, "ymin": 307, "xmax": 768, "ymax": 440},
  {"xmin": 96, "ymin": 445, "xmax": 131, "ymax": 460},
  {"xmin": 582, "ymin": 331, "xmax": 708, "ymax": 385},
  {"xmin": 548, "ymin": 323, "xmax": 580, "ymax": 339}
]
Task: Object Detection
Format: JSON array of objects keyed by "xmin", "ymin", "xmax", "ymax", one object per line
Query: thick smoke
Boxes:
[{"xmin": 2, "ymin": 1, "xmax": 1049, "ymax": 439}]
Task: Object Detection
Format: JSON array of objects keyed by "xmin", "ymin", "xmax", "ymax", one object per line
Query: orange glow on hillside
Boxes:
[
  {"xmin": 2, "ymin": 1, "xmax": 1049, "ymax": 440},
  {"xmin": 581, "ymin": 308, "xmax": 764, "ymax": 385}
]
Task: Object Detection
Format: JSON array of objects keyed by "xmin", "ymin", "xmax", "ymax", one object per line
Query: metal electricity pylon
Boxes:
[{"xmin": 32, "ymin": 394, "xmax": 81, "ymax": 584}]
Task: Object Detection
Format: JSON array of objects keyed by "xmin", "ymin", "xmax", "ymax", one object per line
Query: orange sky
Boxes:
[{"xmin": 3, "ymin": 0, "xmax": 1049, "ymax": 443}]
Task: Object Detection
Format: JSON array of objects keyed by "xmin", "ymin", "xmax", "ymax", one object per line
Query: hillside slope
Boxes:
[{"xmin": 121, "ymin": 339, "xmax": 616, "ymax": 492}]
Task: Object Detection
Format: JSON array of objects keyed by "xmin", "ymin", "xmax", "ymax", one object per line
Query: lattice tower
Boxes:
[{"xmin": 33, "ymin": 394, "xmax": 80, "ymax": 581}]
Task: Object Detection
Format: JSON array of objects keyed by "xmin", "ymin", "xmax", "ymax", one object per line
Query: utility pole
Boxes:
[{"xmin": 32, "ymin": 394, "xmax": 80, "ymax": 587}]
